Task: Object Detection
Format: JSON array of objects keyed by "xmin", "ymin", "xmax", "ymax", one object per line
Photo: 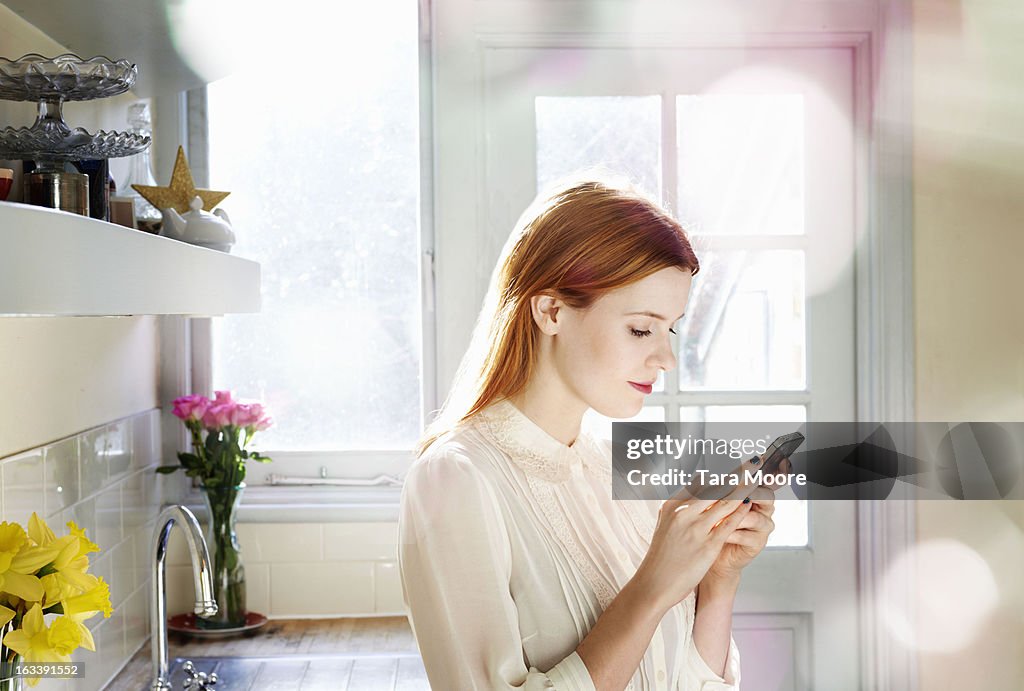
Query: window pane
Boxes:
[
  {"xmin": 207, "ymin": 0, "xmax": 420, "ymax": 450},
  {"xmin": 680, "ymin": 404, "xmax": 808, "ymax": 546},
  {"xmin": 676, "ymin": 94, "xmax": 804, "ymax": 235},
  {"xmin": 678, "ymin": 250, "xmax": 805, "ymax": 390},
  {"xmin": 536, "ymin": 96, "xmax": 661, "ymax": 195}
]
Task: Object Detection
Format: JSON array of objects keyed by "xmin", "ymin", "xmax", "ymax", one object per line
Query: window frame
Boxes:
[{"xmin": 181, "ymin": 3, "xmax": 438, "ymax": 482}]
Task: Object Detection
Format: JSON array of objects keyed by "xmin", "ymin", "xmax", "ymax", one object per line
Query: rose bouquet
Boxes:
[
  {"xmin": 158, "ymin": 389, "xmax": 273, "ymax": 486},
  {"xmin": 158, "ymin": 390, "xmax": 272, "ymax": 629},
  {"xmin": 0, "ymin": 514, "xmax": 111, "ymax": 689}
]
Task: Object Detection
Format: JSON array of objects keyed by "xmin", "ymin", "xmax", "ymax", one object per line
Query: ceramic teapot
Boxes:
[{"xmin": 160, "ymin": 196, "xmax": 236, "ymax": 252}]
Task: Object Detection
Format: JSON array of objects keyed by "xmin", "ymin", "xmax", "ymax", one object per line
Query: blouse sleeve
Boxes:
[
  {"xmin": 684, "ymin": 634, "xmax": 742, "ymax": 691},
  {"xmin": 398, "ymin": 448, "xmax": 597, "ymax": 691}
]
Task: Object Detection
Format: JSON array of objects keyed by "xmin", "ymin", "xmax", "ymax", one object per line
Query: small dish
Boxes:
[{"xmin": 167, "ymin": 611, "xmax": 270, "ymax": 639}]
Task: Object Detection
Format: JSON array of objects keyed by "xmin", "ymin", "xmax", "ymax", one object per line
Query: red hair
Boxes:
[{"xmin": 417, "ymin": 179, "xmax": 699, "ymax": 456}]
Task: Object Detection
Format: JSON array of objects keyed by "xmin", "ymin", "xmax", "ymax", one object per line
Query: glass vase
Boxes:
[
  {"xmin": 0, "ymin": 618, "xmax": 23, "ymax": 691},
  {"xmin": 197, "ymin": 481, "xmax": 248, "ymax": 629}
]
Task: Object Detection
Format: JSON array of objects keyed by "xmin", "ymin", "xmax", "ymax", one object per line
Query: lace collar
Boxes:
[{"xmin": 474, "ymin": 399, "xmax": 603, "ymax": 483}]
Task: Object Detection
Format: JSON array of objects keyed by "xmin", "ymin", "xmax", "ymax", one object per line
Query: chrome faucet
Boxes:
[{"xmin": 150, "ymin": 505, "xmax": 219, "ymax": 690}]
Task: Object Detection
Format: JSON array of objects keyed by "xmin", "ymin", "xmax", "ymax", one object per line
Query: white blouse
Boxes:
[{"xmin": 398, "ymin": 399, "xmax": 742, "ymax": 690}]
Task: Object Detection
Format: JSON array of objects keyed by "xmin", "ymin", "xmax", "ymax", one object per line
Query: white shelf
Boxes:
[{"xmin": 0, "ymin": 201, "xmax": 261, "ymax": 316}]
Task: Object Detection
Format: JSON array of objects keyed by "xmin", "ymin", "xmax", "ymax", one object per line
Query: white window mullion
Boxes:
[{"xmin": 662, "ymin": 89, "xmax": 681, "ymax": 424}]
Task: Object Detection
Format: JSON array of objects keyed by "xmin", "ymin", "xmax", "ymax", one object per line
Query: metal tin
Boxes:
[{"xmin": 23, "ymin": 171, "xmax": 89, "ymax": 216}]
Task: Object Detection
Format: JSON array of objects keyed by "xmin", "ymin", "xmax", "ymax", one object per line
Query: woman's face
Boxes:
[{"xmin": 550, "ymin": 266, "xmax": 692, "ymax": 419}]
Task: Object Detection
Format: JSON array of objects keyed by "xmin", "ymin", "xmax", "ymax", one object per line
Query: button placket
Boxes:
[{"xmin": 652, "ymin": 621, "xmax": 669, "ymax": 690}]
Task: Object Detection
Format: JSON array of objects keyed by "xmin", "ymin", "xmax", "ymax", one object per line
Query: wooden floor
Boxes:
[{"xmin": 108, "ymin": 616, "xmax": 429, "ymax": 690}]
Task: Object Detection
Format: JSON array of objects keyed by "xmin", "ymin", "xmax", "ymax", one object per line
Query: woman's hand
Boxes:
[
  {"xmin": 704, "ymin": 458, "xmax": 789, "ymax": 583},
  {"xmin": 635, "ymin": 478, "xmax": 757, "ymax": 614}
]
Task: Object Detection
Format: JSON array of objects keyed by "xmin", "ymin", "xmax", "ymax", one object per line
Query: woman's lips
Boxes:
[{"xmin": 629, "ymin": 381, "xmax": 653, "ymax": 394}]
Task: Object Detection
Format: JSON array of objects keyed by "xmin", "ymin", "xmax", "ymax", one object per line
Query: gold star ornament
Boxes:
[{"xmin": 131, "ymin": 146, "xmax": 230, "ymax": 214}]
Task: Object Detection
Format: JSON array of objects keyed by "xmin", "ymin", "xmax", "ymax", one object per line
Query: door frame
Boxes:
[{"xmin": 429, "ymin": 1, "xmax": 915, "ymax": 688}]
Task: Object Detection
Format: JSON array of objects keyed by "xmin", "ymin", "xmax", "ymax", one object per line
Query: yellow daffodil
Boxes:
[
  {"xmin": 57, "ymin": 573, "xmax": 112, "ymax": 653},
  {"xmin": 0, "ymin": 521, "xmax": 55, "ymax": 604},
  {"xmin": 27, "ymin": 514, "xmax": 99, "ymax": 604},
  {"xmin": 2, "ymin": 603, "xmax": 82, "ymax": 686}
]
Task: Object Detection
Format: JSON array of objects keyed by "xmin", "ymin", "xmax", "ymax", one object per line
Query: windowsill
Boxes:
[{"xmin": 177, "ymin": 484, "xmax": 403, "ymax": 523}]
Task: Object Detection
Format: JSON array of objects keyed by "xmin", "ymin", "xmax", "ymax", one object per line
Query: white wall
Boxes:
[
  {"xmin": 913, "ymin": 1, "xmax": 1024, "ymax": 689},
  {"xmin": 0, "ymin": 5, "xmax": 165, "ymax": 689}
]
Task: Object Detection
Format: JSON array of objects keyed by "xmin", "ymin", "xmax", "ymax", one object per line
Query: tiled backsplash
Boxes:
[
  {"xmin": 1, "ymin": 410, "xmax": 408, "ymax": 689},
  {"xmin": 164, "ymin": 521, "xmax": 404, "ymax": 618},
  {"xmin": 0, "ymin": 409, "xmax": 163, "ymax": 691}
]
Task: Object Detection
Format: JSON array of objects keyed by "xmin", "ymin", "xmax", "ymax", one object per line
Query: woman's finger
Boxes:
[
  {"xmin": 747, "ymin": 486, "xmax": 776, "ymax": 516},
  {"xmin": 697, "ymin": 479, "xmax": 762, "ymax": 530},
  {"xmin": 724, "ymin": 529, "xmax": 768, "ymax": 548},
  {"xmin": 737, "ymin": 510, "xmax": 775, "ymax": 534},
  {"xmin": 711, "ymin": 500, "xmax": 753, "ymax": 539},
  {"xmin": 664, "ymin": 463, "xmax": 760, "ymax": 516},
  {"xmin": 736, "ymin": 506, "xmax": 773, "ymax": 531},
  {"xmin": 662, "ymin": 490, "xmax": 721, "ymax": 516}
]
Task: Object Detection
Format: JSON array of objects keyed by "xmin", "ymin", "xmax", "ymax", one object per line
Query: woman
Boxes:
[{"xmin": 399, "ymin": 179, "xmax": 781, "ymax": 690}]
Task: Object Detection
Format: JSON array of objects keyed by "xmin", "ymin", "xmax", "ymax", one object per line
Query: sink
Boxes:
[{"xmin": 163, "ymin": 653, "xmax": 429, "ymax": 690}]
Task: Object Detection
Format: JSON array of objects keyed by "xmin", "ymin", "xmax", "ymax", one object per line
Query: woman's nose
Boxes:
[{"xmin": 650, "ymin": 336, "xmax": 677, "ymax": 372}]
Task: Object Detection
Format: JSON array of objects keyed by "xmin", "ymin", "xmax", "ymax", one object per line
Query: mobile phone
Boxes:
[{"xmin": 758, "ymin": 431, "xmax": 805, "ymax": 475}]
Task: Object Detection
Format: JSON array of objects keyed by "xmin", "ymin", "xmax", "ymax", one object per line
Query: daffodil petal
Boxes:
[
  {"xmin": 2, "ymin": 628, "xmax": 32, "ymax": 656},
  {"xmin": 1, "ymin": 570, "xmax": 44, "ymax": 602},
  {"xmin": 0, "ymin": 522, "xmax": 28, "ymax": 553},
  {"xmin": 57, "ymin": 567, "xmax": 97, "ymax": 593},
  {"xmin": 11, "ymin": 543, "xmax": 60, "ymax": 573},
  {"xmin": 23, "ymin": 602, "xmax": 45, "ymax": 635},
  {"xmin": 67, "ymin": 522, "xmax": 100, "ymax": 556},
  {"xmin": 47, "ymin": 535, "xmax": 79, "ymax": 569},
  {"xmin": 76, "ymin": 622, "xmax": 96, "ymax": 652},
  {"xmin": 48, "ymin": 616, "xmax": 82, "ymax": 657},
  {"xmin": 28, "ymin": 513, "xmax": 56, "ymax": 546},
  {"xmin": 0, "ymin": 603, "xmax": 15, "ymax": 627}
]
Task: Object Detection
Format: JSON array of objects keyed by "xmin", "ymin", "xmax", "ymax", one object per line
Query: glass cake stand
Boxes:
[{"xmin": 0, "ymin": 54, "xmax": 152, "ymax": 215}]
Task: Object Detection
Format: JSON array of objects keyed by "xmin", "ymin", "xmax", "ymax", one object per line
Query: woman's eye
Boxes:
[{"xmin": 630, "ymin": 328, "xmax": 652, "ymax": 338}]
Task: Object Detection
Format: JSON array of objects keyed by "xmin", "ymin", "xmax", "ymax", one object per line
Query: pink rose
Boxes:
[
  {"xmin": 202, "ymin": 403, "xmax": 234, "ymax": 430},
  {"xmin": 213, "ymin": 390, "xmax": 235, "ymax": 406},
  {"xmin": 172, "ymin": 394, "xmax": 211, "ymax": 422},
  {"xmin": 230, "ymin": 403, "xmax": 263, "ymax": 428},
  {"xmin": 254, "ymin": 415, "xmax": 273, "ymax": 432}
]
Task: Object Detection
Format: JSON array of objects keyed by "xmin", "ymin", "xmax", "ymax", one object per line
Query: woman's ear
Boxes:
[{"xmin": 529, "ymin": 294, "xmax": 562, "ymax": 335}]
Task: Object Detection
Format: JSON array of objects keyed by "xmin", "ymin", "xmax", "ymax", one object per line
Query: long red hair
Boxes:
[{"xmin": 417, "ymin": 179, "xmax": 699, "ymax": 457}]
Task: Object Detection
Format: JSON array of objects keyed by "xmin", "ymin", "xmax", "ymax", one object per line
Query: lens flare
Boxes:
[{"xmin": 881, "ymin": 538, "xmax": 999, "ymax": 653}]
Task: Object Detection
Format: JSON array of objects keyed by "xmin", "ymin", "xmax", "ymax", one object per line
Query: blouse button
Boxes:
[{"xmin": 657, "ymin": 669, "xmax": 666, "ymax": 682}]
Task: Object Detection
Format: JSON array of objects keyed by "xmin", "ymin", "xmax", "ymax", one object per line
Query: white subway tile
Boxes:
[
  {"xmin": 131, "ymin": 410, "xmax": 160, "ymax": 471},
  {"xmin": 374, "ymin": 561, "xmax": 406, "ymax": 614},
  {"xmin": 69, "ymin": 496, "xmax": 98, "ymax": 545},
  {"xmin": 237, "ymin": 523, "xmax": 322, "ymax": 563},
  {"xmin": 244, "ymin": 562, "xmax": 271, "ymax": 615},
  {"xmin": 94, "ymin": 483, "xmax": 123, "ymax": 549},
  {"xmin": 323, "ymin": 522, "xmax": 400, "ymax": 561},
  {"xmin": 270, "ymin": 561, "xmax": 374, "ymax": 616},
  {"xmin": 110, "ymin": 537, "xmax": 135, "ymax": 608},
  {"xmin": 43, "ymin": 436, "xmax": 80, "ymax": 514},
  {"xmin": 123, "ymin": 587, "xmax": 149, "ymax": 659},
  {"xmin": 1, "ymin": 448, "xmax": 45, "ymax": 525}
]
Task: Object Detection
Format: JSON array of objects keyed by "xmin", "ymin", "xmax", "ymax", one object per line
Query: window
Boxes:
[
  {"xmin": 537, "ymin": 94, "xmax": 809, "ymax": 546},
  {"xmin": 201, "ymin": 0, "xmax": 423, "ymax": 453}
]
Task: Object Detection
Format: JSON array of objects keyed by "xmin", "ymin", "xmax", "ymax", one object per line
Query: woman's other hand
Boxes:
[
  {"xmin": 705, "ymin": 457, "xmax": 788, "ymax": 582},
  {"xmin": 635, "ymin": 474, "xmax": 757, "ymax": 613}
]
